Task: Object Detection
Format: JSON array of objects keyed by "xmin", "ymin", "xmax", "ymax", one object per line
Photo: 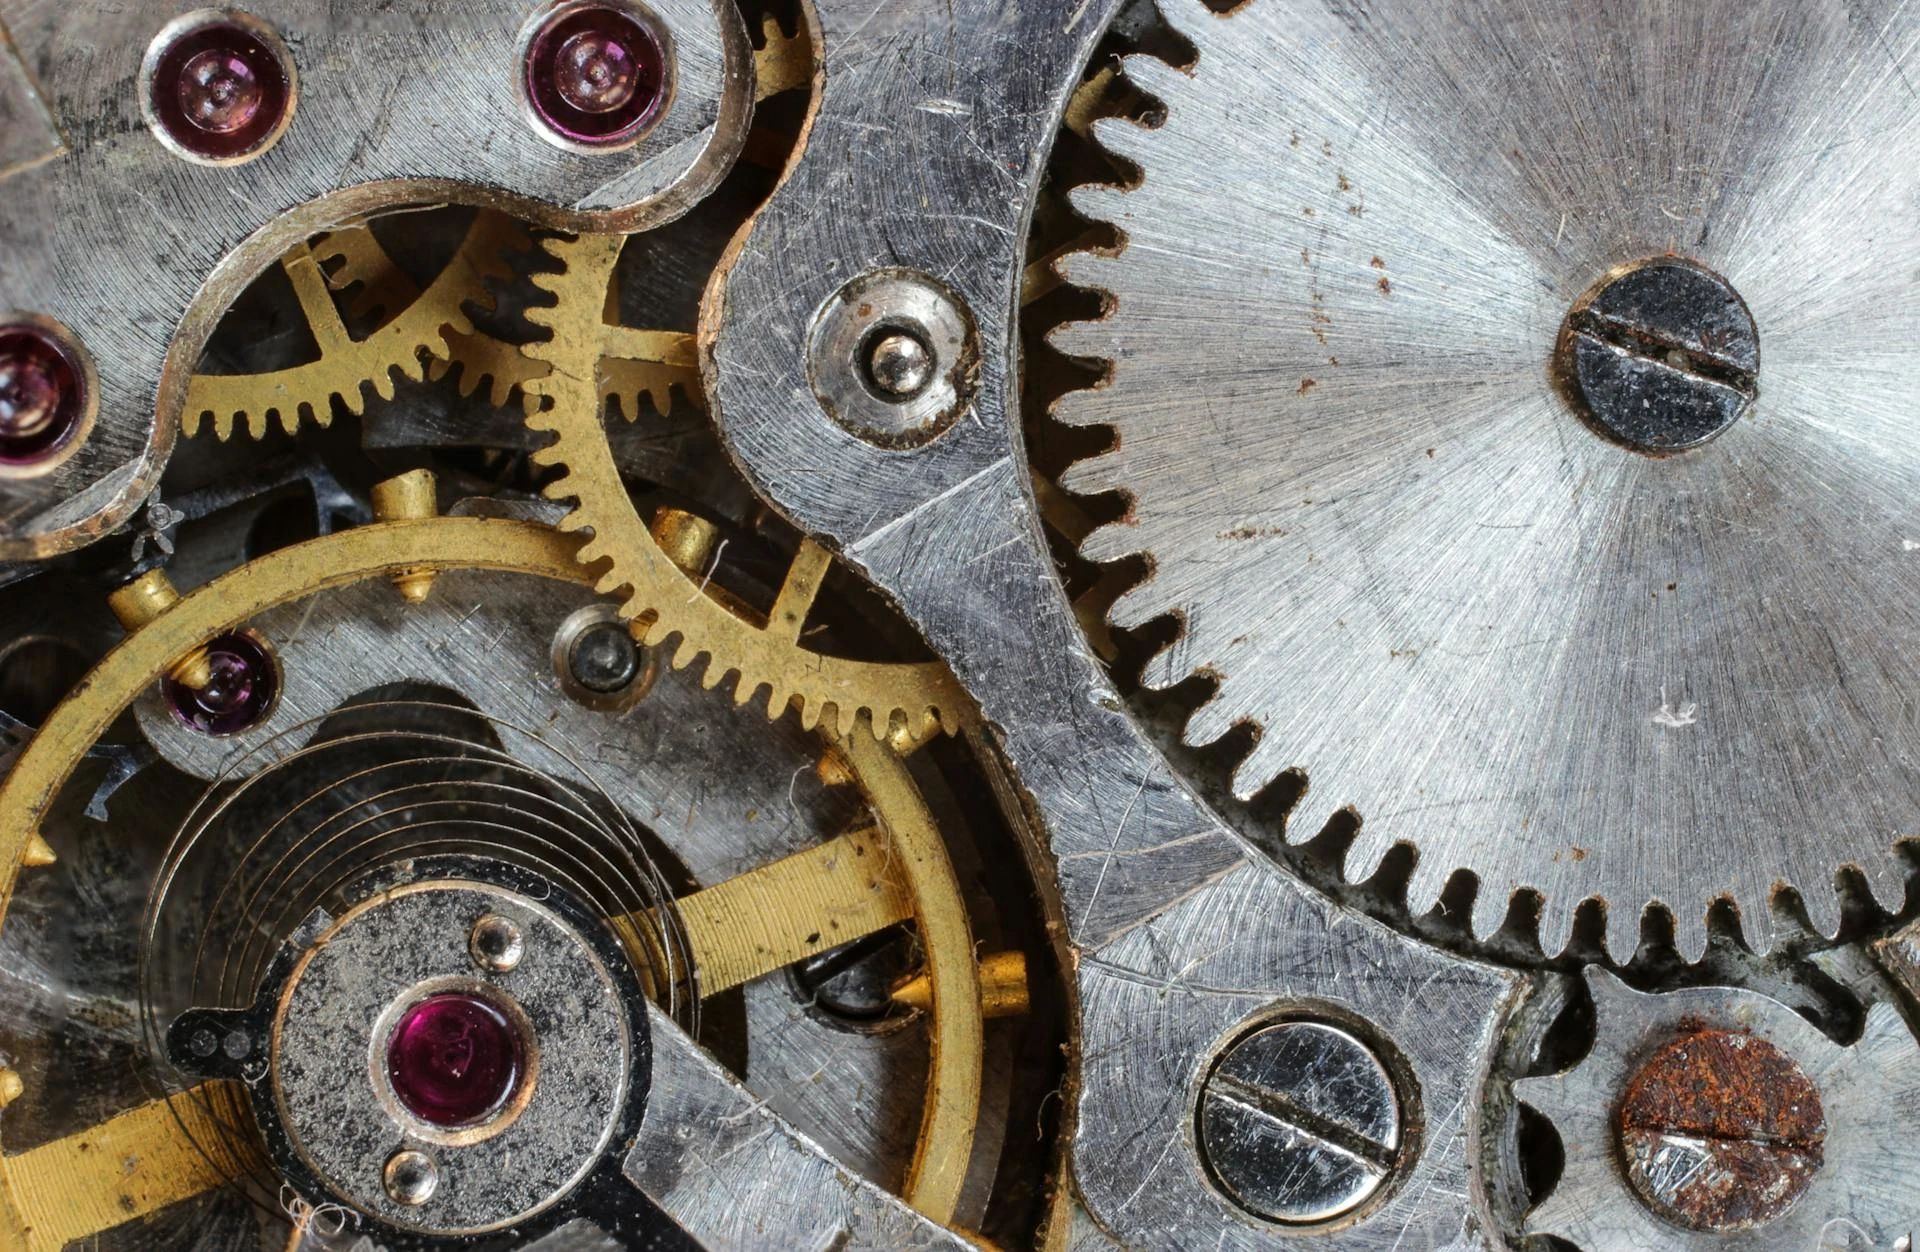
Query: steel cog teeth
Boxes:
[{"xmin": 1035, "ymin": 0, "xmax": 1920, "ymax": 963}]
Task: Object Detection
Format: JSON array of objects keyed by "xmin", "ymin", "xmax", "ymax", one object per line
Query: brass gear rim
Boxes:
[
  {"xmin": 521, "ymin": 231, "xmax": 973, "ymax": 743},
  {"xmin": 0, "ymin": 515, "xmax": 984, "ymax": 1240},
  {"xmin": 183, "ymin": 212, "xmax": 531, "ymax": 439}
]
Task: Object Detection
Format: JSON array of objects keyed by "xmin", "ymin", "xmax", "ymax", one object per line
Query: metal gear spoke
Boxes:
[{"xmin": 184, "ymin": 212, "xmax": 532, "ymax": 439}]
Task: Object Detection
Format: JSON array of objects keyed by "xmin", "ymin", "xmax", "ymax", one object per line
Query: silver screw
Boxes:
[
  {"xmin": 566, "ymin": 619, "xmax": 640, "ymax": 693},
  {"xmin": 864, "ymin": 329, "xmax": 935, "ymax": 399},
  {"xmin": 1196, "ymin": 1020, "xmax": 1404, "ymax": 1225},
  {"xmin": 469, "ymin": 914, "xmax": 525, "ymax": 974},
  {"xmin": 383, "ymin": 1148, "xmax": 439, "ymax": 1206}
]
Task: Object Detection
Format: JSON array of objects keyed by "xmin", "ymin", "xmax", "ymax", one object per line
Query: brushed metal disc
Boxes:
[{"xmin": 1050, "ymin": 0, "xmax": 1920, "ymax": 959}]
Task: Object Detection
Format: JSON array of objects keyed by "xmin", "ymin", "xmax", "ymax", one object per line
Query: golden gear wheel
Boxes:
[
  {"xmin": 183, "ymin": 212, "xmax": 532, "ymax": 439},
  {"xmin": 0, "ymin": 512, "xmax": 988, "ymax": 1239},
  {"xmin": 520, "ymin": 231, "xmax": 971, "ymax": 742}
]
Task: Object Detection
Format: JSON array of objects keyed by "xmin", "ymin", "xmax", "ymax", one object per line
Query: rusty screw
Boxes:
[
  {"xmin": 1561, "ymin": 258, "xmax": 1759, "ymax": 454},
  {"xmin": 1616, "ymin": 1028, "xmax": 1826, "ymax": 1232}
]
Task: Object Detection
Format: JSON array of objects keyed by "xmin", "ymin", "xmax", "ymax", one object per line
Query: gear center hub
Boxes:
[
  {"xmin": 1616, "ymin": 1028, "xmax": 1826, "ymax": 1232},
  {"xmin": 1560, "ymin": 257, "xmax": 1759, "ymax": 453}
]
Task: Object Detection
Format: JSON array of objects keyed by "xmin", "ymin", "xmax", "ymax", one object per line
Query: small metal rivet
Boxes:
[
  {"xmin": 188, "ymin": 1028, "xmax": 219, "ymax": 1059},
  {"xmin": 383, "ymin": 1148, "xmax": 439, "ymax": 1206},
  {"xmin": 221, "ymin": 1028, "xmax": 251, "ymax": 1060},
  {"xmin": 566, "ymin": 620, "xmax": 640, "ymax": 694},
  {"xmin": 470, "ymin": 913, "xmax": 526, "ymax": 974},
  {"xmin": 1197, "ymin": 1020, "xmax": 1404, "ymax": 1226},
  {"xmin": 863, "ymin": 329, "xmax": 936, "ymax": 399}
]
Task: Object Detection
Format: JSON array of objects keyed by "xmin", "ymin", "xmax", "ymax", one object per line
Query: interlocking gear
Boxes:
[
  {"xmin": 1045, "ymin": 0, "xmax": 1920, "ymax": 960},
  {"xmin": 521, "ymin": 231, "xmax": 972, "ymax": 742},
  {"xmin": 184, "ymin": 212, "xmax": 531, "ymax": 438}
]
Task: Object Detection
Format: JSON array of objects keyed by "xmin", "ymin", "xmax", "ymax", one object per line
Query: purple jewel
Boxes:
[
  {"xmin": 162, "ymin": 632, "xmax": 277, "ymax": 735},
  {"xmin": 0, "ymin": 325, "xmax": 85, "ymax": 467},
  {"xmin": 149, "ymin": 19, "xmax": 290, "ymax": 160},
  {"xmin": 387, "ymin": 992, "xmax": 524, "ymax": 1128},
  {"xmin": 525, "ymin": 5, "xmax": 666, "ymax": 147}
]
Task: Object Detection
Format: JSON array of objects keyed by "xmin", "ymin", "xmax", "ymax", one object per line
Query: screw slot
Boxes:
[
  {"xmin": 1196, "ymin": 1018, "xmax": 1408, "ymax": 1226},
  {"xmin": 1559, "ymin": 257, "xmax": 1759, "ymax": 454}
]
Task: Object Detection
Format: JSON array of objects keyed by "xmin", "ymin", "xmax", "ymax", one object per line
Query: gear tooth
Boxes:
[
  {"xmin": 1800, "ymin": 872, "xmax": 1843, "ymax": 940},
  {"xmin": 1075, "ymin": 514, "xmax": 1145, "ymax": 566},
  {"xmin": 698, "ymin": 656, "xmax": 728, "ymax": 690},
  {"xmin": 1116, "ymin": 49, "xmax": 1193, "ymax": 102},
  {"xmin": 1405, "ymin": 851, "xmax": 1450, "ymax": 917},
  {"xmin": 1863, "ymin": 852, "xmax": 1910, "ymax": 915},
  {"xmin": 1178, "ymin": 684, "xmax": 1244, "ymax": 754},
  {"xmin": 1608, "ymin": 900, "xmax": 1652, "ymax": 964},
  {"xmin": 1056, "ymin": 450, "xmax": 1128, "ymax": 499},
  {"xmin": 1087, "ymin": 114, "xmax": 1161, "ymax": 168},
  {"xmin": 1341, "ymin": 823, "xmax": 1394, "ymax": 884},
  {"xmin": 1738, "ymin": 896, "xmax": 1778, "ymax": 957},
  {"xmin": 1045, "ymin": 321, "xmax": 1119, "ymax": 375},
  {"xmin": 1066, "ymin": 183, "xmax": 1135, "ymax": 230},
  {"xmin": 1534, "ymin": 892, "xmax": 1576, "ymax": 959},
  {"xmin": 1469, "ymin": 878, "xmax": 1511, "ymax": 942},
  {"xmin": 371, "ymin": 368, "xmax": 398, "ymax": 402}
]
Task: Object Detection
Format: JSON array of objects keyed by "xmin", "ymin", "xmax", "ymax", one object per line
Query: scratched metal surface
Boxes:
[
  {"xmin": 1048, "ymin": 0, "xmax": 1920, "ymax": 962},
  {"xmin": 0, "ymin": 0, "xmax": 749, "ymax": 558},
  {"xmin": 701, "ymin": 2, "xmax": 1528, "ymax": 1245}
]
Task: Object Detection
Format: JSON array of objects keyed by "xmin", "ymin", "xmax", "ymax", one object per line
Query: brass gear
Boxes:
[
  {"xmin": 0, "ymin": 511, "xmax": 988, "ymax": 1240},
  {"xmin": 520, "ymin": 230, "xmax": 972, "ymax": 743},
  {"xmin": 183, "ymin": 212, "xmax": 532, "ymax": 439}
]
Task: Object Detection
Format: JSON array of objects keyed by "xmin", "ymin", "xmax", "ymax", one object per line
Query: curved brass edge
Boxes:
[
  {"xmin": 0, "ymin": 513, "xmax": 985, "ymax": 1233},
  {"xmin": 0, "ymin": 1083, "xmax": 259, "ymax": 1252},
  {"xmin": 841, "ymin": 730, "xmax": 984, "ymax": 1224},
  {"xmin": 0, "ymin": 518, "xmax": 585, "ymax": 929},
  {"xmin": 520, "ymin": 230, "xmax": 975, "ymax": 745}
]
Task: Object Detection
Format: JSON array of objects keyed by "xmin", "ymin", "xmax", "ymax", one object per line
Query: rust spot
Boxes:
[
  {"xmin": 1569, "ymin": 846, "xmax": 1587, "ymax": 861},
  {"xmin": 1371, "ymin": 256, "xmax": 1387, "ymax": 270},
  {"xmin": 1348, "ymin": 203, "xmax": 1365, "ymax": 217},
  {"xmin": 1617, "ymin": 1029, "xmax": 1826, "ymax": 1232},
  {"xmin": 1377, "ymin": 276, "xmax": 1392, "ymax": 295},
  {"xmin": 1218, "ymin": 526, "xmax": 1286, "ymax": 541},
  {"xmin": 1425, "ymin": 448, "xmax": 1435, "ymax": 458},
  {"xmin": 1298, "ymin": 378, "xmax": 1317, "ymax": 395},
  {"xmin": 1337, "ymin": 172, "xmax": 1352, "ymax": 192}
]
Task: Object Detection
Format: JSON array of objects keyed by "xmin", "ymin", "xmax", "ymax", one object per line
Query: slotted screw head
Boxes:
[
  {"xmin": 1617, "ymin": 1028, "xmax": 1826, "ymax": 1232},
  {"xmin": 1561, "ymin": 257, "xmax": 1759, "ymax": 453},
  {"xmin": 1197, "ymin": 1020, "xmax": 1404, "ymax": 1225}
]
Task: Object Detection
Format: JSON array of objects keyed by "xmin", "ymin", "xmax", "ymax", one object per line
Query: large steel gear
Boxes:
[
  {"xmin": 184, "ymin": 212, "xmax": 532, "ymax": 439},
  {"xmin": 521, "ymin": 230, "xmax": 974, "ymax": 742},
  {"xmin": 1048, "ymin": 0, "xmax": 1920, "ymax": 960}
]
